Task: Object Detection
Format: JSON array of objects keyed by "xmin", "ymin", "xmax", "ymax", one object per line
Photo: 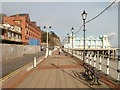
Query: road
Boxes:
[{"xmin": 2, "ymin": 51, "xmax": 45, "ymax": 77}]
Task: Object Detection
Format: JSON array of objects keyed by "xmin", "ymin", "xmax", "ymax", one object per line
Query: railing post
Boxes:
[
  {"xmin": 77, "ymin": 51, "xmax": 79, "ymax": 58},
  {"xmin": 74, "ymin": 50, "xmax": 75, "ymax": 56},
  {"xmin": 81, "ymin": 52, "xmax": 84, "ymax": 61},
  {"xmin": 86, "ymin": 53, "xmax": 88, "ymax": 63},
  {"xmin": 80, "ymin": 52, "xmax": 82, "ymax": 60},
  {"xmin": 93, "ymin": 55, "xmax": 96, "ymax": 68},
  {"xmin": 78, "ymin": 51, "xmax": 79, "ymax": 58},
  {"xmin": 106, "ymin": 57, "xmax": 110, "ymax": 75},
  {"xmin": 99, "ymin": 56, "xmax": 102, "ymax": 71},
  {"xmin": 75, "ymin": 50, "xmax": 76, "ymax": 56},
  {"xmin": 90, "ymin": 54, "xmax": 92, "ymax": 65},
  {"xmin": 117, "ymin": 58, "xmax": 120, "ymax": 81}
]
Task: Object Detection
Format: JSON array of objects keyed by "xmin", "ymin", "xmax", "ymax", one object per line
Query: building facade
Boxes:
[
  {"xmin": 64, "ymin": 35, "xmax": 111, "ymax": 49},
  {"xmin": 0, "ymin": 24, "xmax": 22, "ymax": 44},
  {"xmin": 3, "ymin": 14, "xmax": 42, "ymax": 45}
]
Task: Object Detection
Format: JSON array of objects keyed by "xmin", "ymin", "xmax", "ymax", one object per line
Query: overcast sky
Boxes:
[{"xmin": 1, "ymin": 1, "xmax": 118, "ymax": 47}]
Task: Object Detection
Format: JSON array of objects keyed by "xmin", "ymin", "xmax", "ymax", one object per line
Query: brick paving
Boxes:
[{"xmin": 3, "ymin": 50, "xmax": 110, "ymax": 88}]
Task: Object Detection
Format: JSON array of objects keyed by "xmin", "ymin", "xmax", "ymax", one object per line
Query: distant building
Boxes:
[
  {"xmin": 64, "ymin": 35, "xmax": 111, "ymax": 49},
  {"xmin": 3, "ymin": 13, "xmax": 42, "ymax": 45},
  {"xmin": 0, "ymin": 24, "xmax": 22, "ymax": 44},
  {"xmin": 0, "ymin": 13, "xmax": 7, "ymax": 24}
]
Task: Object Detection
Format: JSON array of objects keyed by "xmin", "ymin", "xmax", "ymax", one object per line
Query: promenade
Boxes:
[{"xmin": 2, "ymin": 50, "xmax": 109, "ymax": 89}]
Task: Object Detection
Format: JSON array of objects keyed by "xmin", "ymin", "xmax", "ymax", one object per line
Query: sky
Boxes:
[{"xmin": 1, "ymin": 1, "xmax": 119, "ymax": 47}]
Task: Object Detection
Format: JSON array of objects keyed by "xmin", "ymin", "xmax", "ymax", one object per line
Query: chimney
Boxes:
[{"xmin": 16, "ymin": 14, "xmax": 19, "ymax": 17}]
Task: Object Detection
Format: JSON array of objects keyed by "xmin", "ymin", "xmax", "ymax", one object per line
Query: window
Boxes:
[
  {"xmin": 5, "ymin": 20, "xmax": 8, "ymax": 23},
  {"xmin": 26, "ymin": 30, "xmax": 28, "ymax": 35},
  {"xmin": 14, "ymin": 21, "xmax": 21, "ymax": 25}
]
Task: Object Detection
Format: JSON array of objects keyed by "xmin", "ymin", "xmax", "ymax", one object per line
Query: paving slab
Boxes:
[{"xmin": 4, "ymin": 50, "xmax": 110, "ymax": 88}]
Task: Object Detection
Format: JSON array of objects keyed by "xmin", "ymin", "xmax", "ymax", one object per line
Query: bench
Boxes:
[{"xmin": 83, "ymin": 63, "xmax": 101, "ymax": 85}]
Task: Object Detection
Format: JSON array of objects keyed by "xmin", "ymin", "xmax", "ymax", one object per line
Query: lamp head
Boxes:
[
  {"xmin": 49, "ymin": 26, "xmax": 52, "ymax": 29},
  {"xmin": 81, "ymin": 10, "xmax": 87, "ymax": 20},
  {"xmin": 71, "ymin": 27, "xmax": 74, "ymax": 32},
  {"xmin": 43, "ymin": 26, "xmax": 46, "ymax": 29}
]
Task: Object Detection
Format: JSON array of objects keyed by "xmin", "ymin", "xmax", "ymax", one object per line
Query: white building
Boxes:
[{"xmin": 64, "ymin": 35, "xmax": 111, "ymax": 49}]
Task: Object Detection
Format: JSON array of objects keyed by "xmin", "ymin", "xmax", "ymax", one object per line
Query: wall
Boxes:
[{"xmin": 1, "ymin": 44, "xmax": 41, "ymax": 65}]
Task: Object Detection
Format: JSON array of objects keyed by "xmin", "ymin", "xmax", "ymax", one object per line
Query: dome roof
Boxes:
[
  {"xmin": 103, "ymin": 35, "xmax": 108, "ymax": 37},
  {"xmin": 99, "ymin": 35, "xmax": 103, "ymax": 39}
]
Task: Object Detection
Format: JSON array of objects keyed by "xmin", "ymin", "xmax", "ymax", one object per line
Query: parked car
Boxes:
[{"xmin": 41, "ymin": 47, "xmax": 44, "ymax": 51}]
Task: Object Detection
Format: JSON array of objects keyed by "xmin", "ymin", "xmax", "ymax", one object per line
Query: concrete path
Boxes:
[{"xmin": 3, "ymin": 50, "xmax": 109, "ymax": 88}]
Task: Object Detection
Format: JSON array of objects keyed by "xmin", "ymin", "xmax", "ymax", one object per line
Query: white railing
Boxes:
[{"xmin": 63, "ymin": 48, "xmax": 120, "ymax": 81}]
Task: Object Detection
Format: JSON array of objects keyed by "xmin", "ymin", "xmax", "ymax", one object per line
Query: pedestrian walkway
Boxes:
[{"xmin": 3, "ymin": 50, "xmax": 109, "ymax": 88}]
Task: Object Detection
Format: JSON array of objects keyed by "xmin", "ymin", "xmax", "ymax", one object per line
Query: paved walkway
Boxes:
[{"xmin": 3, "ymin": 50, "xmax": 109, "ymax": 88}]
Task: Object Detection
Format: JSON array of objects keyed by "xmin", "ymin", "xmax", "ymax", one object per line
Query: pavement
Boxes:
[
  {"xmin": 2, "ymin": 51, "xmax": 45, "ymax": 77},
  {"xmin": 2, "ymin": 50, "xmax": 110, "ymax": 88}
]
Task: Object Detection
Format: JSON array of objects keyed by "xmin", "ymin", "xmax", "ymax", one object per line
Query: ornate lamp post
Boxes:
[
  {"xmin": 81, "ymin": 10, "xmax": 87, "ymax": 65},
  {"xmin": 71, "ymin": 27, "xmax": 74, "ymax": 57},
  {"xmin": 65, "ymin": 33, "xmax": 69, "ymax": 56},
  {"xmin": 67, "ymin": 33, "xmax": 69, "ymax": 48},
  {"xmin": 44, "ymin": 26, "xmax": 52, "ymax": 58}
]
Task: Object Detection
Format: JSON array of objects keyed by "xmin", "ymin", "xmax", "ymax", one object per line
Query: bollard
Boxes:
[
  {"xmin": 99, "ymin": 56, "xmax": 102, "ymax": 71},
  {"xmin": 49, "ymin": 50, "xmax": 52, "ymax": 55},
  {"xmin": 45, "ymin": 48, "xmax": 48, "ymax": 58},
  {"xmin": 93, "ymin": 55, "xmax": 96, "ymax": 67},
  {"xmin": 106, "ymin": 57, "xmax": 110, "ymax": 75},
  {"xmin": 34, "ymin": 57, "xmax": 37, "ymax": 68}
]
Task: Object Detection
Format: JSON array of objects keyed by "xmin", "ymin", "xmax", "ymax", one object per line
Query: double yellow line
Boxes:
[{"xmin": 0, "ymin": 61, "xmax": 33, "ymax": 82}]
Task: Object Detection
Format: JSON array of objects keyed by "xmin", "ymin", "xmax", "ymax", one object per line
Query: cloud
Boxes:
[
  {"xmin": 107, "ymin": 32, "xmax": 116, "ymax": 39},
  {"xmin": 108, "ymin": 32, "xmax": 116, "ymax": 36}
]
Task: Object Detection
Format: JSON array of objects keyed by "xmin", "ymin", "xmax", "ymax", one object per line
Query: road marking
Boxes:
[{"xmin": 0, "ymin": 57, "xmax": 45, "ymax": 82}]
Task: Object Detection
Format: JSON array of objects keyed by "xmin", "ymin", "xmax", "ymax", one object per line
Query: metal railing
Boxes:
[{"xmin": 63, "ymin": 48, "xmax": 120, "ymax": 81}]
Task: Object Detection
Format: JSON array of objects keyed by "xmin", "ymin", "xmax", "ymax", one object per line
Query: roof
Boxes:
[
  {"xmin": 10, "ymin": 13, "xmax": 29, "ymax": 17},
  {"xmin": 76, "ymin": 38, "xmax": 102, "ymax": 41}
]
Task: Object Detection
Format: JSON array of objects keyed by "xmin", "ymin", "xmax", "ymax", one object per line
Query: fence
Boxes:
[{"xmin": 63, "ymin": 48, "xmax": 120, "ymax": 81}]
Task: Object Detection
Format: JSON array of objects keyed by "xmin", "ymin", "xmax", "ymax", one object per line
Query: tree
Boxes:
[
  {"xmin": 41, "ymin": 32, "xmax": 47, "ymax": 43},
  {"xmin": 41, "ymin": 31, "xmax": 61, "ymax": 47}
]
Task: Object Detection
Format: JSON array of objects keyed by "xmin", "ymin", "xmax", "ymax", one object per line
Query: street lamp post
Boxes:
[
  {"xmin": 71, "ymin": 27, "xmax": 74, "ymax": 57},
  {"xmin": 81, "ymin": 10, "xmax": 87, "ymax": 66},
  {"xmin": 67, "ymin": 33, "xmax": 69, "ymax": 49},
  {"xmin": 44, "ymin": 26, "xmax": 51, "ymax": 58},
  {"xmin": 65, "ymin": 34, "xmax": 69, "ymax": 56},
  {"xmin": 54, "ymin": 37, "xmax": 55, "ymax": 48}
]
